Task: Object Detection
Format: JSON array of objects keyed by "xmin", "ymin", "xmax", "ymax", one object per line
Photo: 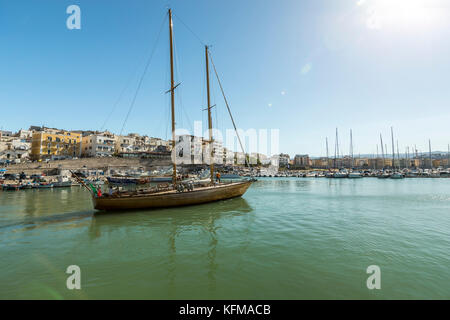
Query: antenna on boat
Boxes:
[{"xmin": 168, "ymin": 8, "xmax": 177, "ymax": 186}]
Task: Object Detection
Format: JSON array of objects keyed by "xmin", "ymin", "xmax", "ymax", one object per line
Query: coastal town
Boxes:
[
  {"xmin": 1, "ymin": 125, "xmax": 450, "ymax": 168},
  {"xmin": 1, "ymin": 125, "xmax": 450, "ymax": 190}
]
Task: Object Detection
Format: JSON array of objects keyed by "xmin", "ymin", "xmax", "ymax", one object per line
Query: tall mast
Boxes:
[
  {"xmin": 326, "ymin": 137, "xmax": 329, "ymax": 170},
  {"xmin": 391, "ymin": 127, "xmax": 395, "ymax": 170},
  {"xmin": 376, "ymin": 144, "xmax": 379, "ymax": 170},
  {"xmin": 448, "ymin": 144, "xmax": 449, "ymax": 169},
  {"xmin": 380, "ymin": 134, "xmax": 385, "ymax": 170},
  {"xmin": 168, "ymin": 9, "xmax": 177, "ymax": 186},
  {"xmin": 335, "ymin": 128, "xmax": 340, "ymax": 169},
  {"xmin": 429, "ymin": 139, "xmax": 432, "ymax": 169},
  {"xmin": 406, "ymin": 146, "xmax": 409, "ymax": 169},
  {"xmin": 205, "ymin": 45, "xmax": 214, "ymax": 184},
  {"xmin": 350, "ymin": 129, "xmax": 353, "ymax": 169},
  {"xmin": 334, "ymin": 130, "xmax": 337, "ymax": 169}
]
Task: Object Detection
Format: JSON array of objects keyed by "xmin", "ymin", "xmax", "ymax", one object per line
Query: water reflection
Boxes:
[
  {"xmin": 89, "ymin": 197, "xmax": 253, "ymax": 295},
  {"xmin": 0, "ymin": 210, "xmax": 94, "ymax": 232}
]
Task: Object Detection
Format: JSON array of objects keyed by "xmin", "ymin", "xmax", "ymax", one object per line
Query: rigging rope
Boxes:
[
  {"xmin": 208, "ymin": 52, "xmax": 249, "ymax": 167},
  {"xmin": 119, "ymin": 14, "xmax": 168, "ymax": 136},
  {"xmin": 173, "ymin": 13, "xmax": 206, "ymax": 47}
]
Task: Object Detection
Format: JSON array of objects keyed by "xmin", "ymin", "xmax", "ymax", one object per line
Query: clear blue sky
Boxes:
[{"xmin": 1, "ymin": 0, "xmax": 450, "ymax": 157}]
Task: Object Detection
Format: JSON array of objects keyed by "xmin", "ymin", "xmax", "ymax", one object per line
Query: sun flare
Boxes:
[{"xmin": 362, "ymin": 0, "xmax": 444, "ymax": 30}]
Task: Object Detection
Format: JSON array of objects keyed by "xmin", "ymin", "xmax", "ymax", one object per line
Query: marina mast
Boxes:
[
  {"xmin": 205, "ymin": 45, "xmax": 214, "ymax": 184},
  {"xmin": 168, "ymin": 9, "xmax": 177, "ymax": 186},
  {"xmin": 380, "ymin": 134, "xmax": 385, "ymax": 170},
  {"xmin": 429, "ymin": 139, "xmax": 432, "ymax": 169},
  {"xmin": 376, "ymin": 144, "xmax": 379, "ymax": 170},
  {"xmin": 391, "ymin": 127, "xmax": 395, "ymax": 170},
  {"xmin": 350, "ymin": 129, "xmax": 354, "ymax": 169}
]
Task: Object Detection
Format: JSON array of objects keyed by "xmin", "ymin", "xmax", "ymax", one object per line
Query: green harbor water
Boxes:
[{"xmin": 0, "ymin": 178, "xmax": 449, "ymax": 299}]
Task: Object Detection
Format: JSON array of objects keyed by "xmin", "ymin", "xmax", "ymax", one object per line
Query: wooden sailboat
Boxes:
[{"xmin": 91, "ymin": 9, "xmax": 254, "ymax": 211}]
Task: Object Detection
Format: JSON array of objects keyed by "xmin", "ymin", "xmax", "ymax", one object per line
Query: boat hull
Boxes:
[{"xmin": 93, "ymin": 180, "xmax": 253, "ymax": 211}]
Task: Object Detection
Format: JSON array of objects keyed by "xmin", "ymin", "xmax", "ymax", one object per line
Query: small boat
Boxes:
[
  {"xmin": 149, "ymin": 176, "xmax": 173, "ymax": 183},
  {"xmin": 107, "ymin": 177, "xmax": 147, "ymax": 185},
  {"xmin": 377, "ymin": 172, "xmax": 391, "ymax": 179},
  {"xmin": 91, "ymin": 179, "xmax": 105, "ymax": 186},
  {"xmin": 2, "ymin": 184, "xmax": 21, "ymax": 191},
  {"xmin": 38, "ymin": 183, "xmax": 54, "ymax": 188},
  {"xmin": 305, "ymin": 172, "xmax": 317, "ymax": 178},
  {"xmin": 53, "ymin": 176, "xmax": 73, "ymax": 188},
  {"xmin": 390, "ymin": 172, "xmax": 404, "ymax": 179},
  {"xmin": 325, "ymin": 172, "xmax": 334, "ymax": 178},
  {"xmin": 221, "ymin": 173, "xmax": 241, "ymax": 179},
  {"xmin": 430, "ymin": 171, "xmax": 440, "ymax": 178},
  {"xmin": 334, "ymin": 170, "xmax": 348, "ymax": 178},
  {"xmin": 348, "ymin": 172, "xmax": 363, "ymax": 179},
  {"xmin": 21, "ymin": 182, "xmax": 34, "ymax": 189}
]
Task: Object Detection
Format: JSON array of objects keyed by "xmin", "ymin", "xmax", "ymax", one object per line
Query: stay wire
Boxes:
[{"xmin": 119, "ymin": 13, "xmax": 168, "ymax": 136}]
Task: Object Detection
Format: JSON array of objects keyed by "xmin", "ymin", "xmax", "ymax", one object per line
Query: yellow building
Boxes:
[{"xmin": 31, "ymin": 129, "xmax": 82, "ymax": 161}]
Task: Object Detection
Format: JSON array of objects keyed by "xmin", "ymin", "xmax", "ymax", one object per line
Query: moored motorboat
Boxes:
[
  {"xmin": 348, "ymin": 171, "xmax": 363, "ymax": 178},
  {"xmin": 2, "ymin": 184, "xmax": 22, "ymax": 191},
  {"xmin": 53, "ymin": 176, "xmax": 73, "ymax": 188},
  {"xmin": 334, "ymin": 170, "xmax": 348, "ymax": 178},
  {"xmin": 38, "ymin": 182, "xmax": 54, "ymax": 188},
  {"xmin": 390, "ymin": 172, "xmax": 404, "ymax": 179}
]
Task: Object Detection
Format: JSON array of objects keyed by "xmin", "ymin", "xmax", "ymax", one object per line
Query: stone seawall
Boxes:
[{"xmin": 4, "ymin": 157, "xmax": 173, "ymax": 174}]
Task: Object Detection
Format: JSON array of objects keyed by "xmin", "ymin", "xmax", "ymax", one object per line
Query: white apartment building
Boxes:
[{"xmin": 82, "ymin": 132, "xmax": 116, "ymax": 157}]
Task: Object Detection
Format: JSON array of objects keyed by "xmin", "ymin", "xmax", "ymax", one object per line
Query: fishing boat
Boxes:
[{"xmin": 81, "ymin": 9, "xmax": 254, "ymax": 211}]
